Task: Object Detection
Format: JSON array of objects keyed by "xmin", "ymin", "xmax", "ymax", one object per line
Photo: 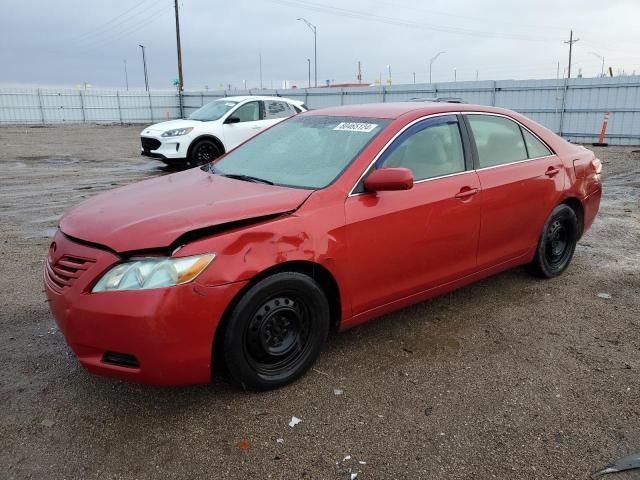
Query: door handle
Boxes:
[
  {"xmin": 545, "ymin": 166, "xmax": 560, "ymax": 177},
  {"xmin": 454, "ymin": 187, "xmax": 479, "ymax": 199}
]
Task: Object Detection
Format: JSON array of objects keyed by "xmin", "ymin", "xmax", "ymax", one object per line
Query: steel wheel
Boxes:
[
  {"xmin": 243, "ymin": 295, "xmax": 312, "ymax": 376},
  {"xmin": 222, "ymin": 272, "xmax": 330, "ymax": 390},
  {"xmin": 529, "ymin": 204, "xmax": 579, "ymax": 278}
]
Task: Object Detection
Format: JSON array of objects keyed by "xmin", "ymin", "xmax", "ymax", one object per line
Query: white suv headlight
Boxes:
[
  {"xmin": 161, "ymin": 127, "xmax": 194, "ymax": 137},
  {"xmin": 92, "ymin": 254, "xmax": 215, "ymax": 292}
]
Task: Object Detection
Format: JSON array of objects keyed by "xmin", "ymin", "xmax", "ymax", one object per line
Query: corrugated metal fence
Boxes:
[{"xmin": 2, "ymin": 76, "xmax": 639, "ymax": 145}]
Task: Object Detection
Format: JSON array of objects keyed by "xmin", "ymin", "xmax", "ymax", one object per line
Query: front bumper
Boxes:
[
  {"xmin": 44, "ymin": 230, "xmax": 247, "ymax": 386},
  {"xmin": 140, "ymin": 134, "xmax": 190, "ymax": 161}
]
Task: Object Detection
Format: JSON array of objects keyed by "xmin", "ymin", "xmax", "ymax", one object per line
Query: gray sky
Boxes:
[{"xmin": 2, "ymin": 0, "xmax": 639, "ymax": 90}]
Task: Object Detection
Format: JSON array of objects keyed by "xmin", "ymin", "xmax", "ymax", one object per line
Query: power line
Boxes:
[
  {"xmin": 72, "ymin": 0, "xmax": 158, "ymax": 42},
  {"xmin": 263, "ymin": 0, "xmax": 560, "ymax": 43},
  {"xmin": 76, "ymin": 5, "xmax": 172, "ymax": 54}
]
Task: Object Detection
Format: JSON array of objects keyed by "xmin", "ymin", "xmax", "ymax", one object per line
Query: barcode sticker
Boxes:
[{"xmin": 333, "ymin": 122, "xmax": 378, "ymax": 133}]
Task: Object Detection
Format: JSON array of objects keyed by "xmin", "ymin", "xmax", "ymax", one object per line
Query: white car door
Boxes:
[
  {"xmin": 262, "ymin": 99, "xmax": 297, "ymax": 128},
  {"xmin": 221, "ymin": 100, "xmax": 266, "ymax": 150}
]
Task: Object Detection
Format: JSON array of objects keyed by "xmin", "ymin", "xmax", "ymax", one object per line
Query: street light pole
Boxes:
[
  {"xmin": 139, "ymin": 44, "xmax": 149, "ymax": 92},
  {"xmin": 297, "ymin": 18, "xmax": 317, "ymax": 87},
  {"xmin": 590, "ymin": 51, "xmax": 605, "ymax": 77},
  {"xmin": 429, "ymin": 51, "xmax": 446, "ymax": 84},
  {"xmin": 173, "ymin": 0, "xmax": 184, "ymax": 91}
]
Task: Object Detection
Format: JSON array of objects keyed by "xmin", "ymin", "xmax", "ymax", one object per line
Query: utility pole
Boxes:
[
  {"xmin": 174, "ymin": 0, "xmax": 184, "ymax": 90},
  {"xmin": 386, "ymin": 64, "xmax": 392, "ymax": 85},
  {"xmin": 307, "ymin": 58, "xmax": 311, "ymax": 88},
  {"xmin": 357, "ymin": 61, "xmax": 362, "ymax": 84},
  {"xmin": 297, "ymin": 18, "xmax": 317, "ymax": 87},
  {"xmin": 259, "ymin": 53, "xmax": 263, "ymax": 89},
  {"xmin": 454, "ymin": 67, "xmax": 457, "ymax": 82},
  {"xmin": 564, "ymin": 30, "xmax": 579, "ymax": 79},
  {"xmin": 139, "ymin": 44, "xmax": 149, "ymax": 92},
  {"xmin": 413, "ymin": 72, "xmax": 416, "ymax": 84},
  {"xmin": 124, "ymin": 60, "xmax": 129, "ymax": 91}
]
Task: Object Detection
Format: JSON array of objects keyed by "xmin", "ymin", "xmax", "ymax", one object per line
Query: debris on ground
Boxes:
[
  {"xmin": 597, "ymin": 293, "xmax": 612, "ymax": 299},
  {"xmin": 276, "ymin": 438, "xmax": 284, "ymax": 444},
  {"xmin": 334, "ymin": 388, "xmax": 344, "ymax": 396},
  {"xmin": 288, "ymin": 416, "xmax": 301, "ymax": 427},
  {"xmin": 40, "ymin": 419, "xmax": 55, "ymax": 428},
  {"xmin": 237, "ymin": 441, "xmax": 251, "ymax": 450},
  {"xmin": 592, "ymin": 453, "xmax": 640, "ymax": 478}
]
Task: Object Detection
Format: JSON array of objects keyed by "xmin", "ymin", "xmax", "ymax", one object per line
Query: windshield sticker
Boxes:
[{"xmin": 333, "ymin": 122, "xmax": 378, "ymax": 133}]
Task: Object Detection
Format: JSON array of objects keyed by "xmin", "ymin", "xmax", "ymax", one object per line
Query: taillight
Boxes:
[{"xmin": 592, "ymin": 158, "xmax": 602, "ymax": 175}]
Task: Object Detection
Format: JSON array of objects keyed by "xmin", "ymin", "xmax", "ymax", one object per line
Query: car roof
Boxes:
[
  {"xmin": 302, "ymin": 102, "xmax": 513, "ymax": 119},
  {"xmin": 218, "ymin": 95, "xmax": 303, "ymax": 103}
]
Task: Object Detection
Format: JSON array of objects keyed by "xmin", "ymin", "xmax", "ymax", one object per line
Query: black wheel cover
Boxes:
[{"xmin": 192, "ymin": 141, "xmax": 219, "ymax": 165}]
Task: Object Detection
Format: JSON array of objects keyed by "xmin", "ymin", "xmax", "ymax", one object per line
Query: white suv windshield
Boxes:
[
  {"xmin": 211, "ymin": 115, "xmax": 390, "ymax": 189},
  {"xmin": 189, "ymin": 100, "xmax": 238, "ymax": 121}
]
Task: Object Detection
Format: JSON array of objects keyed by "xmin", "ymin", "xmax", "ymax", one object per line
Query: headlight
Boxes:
[
  {"xmin": 92, "ymin": 254, "xmax": 215, "ymax": 293},
  {"xmin": 161, "ymin": 127, "xmax": 194, "ymax": 137}
]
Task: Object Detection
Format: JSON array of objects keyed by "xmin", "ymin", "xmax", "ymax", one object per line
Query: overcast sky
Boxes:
[{"xmin": 1, "ymin": 0, "xmax": 639, "ymax": 90}]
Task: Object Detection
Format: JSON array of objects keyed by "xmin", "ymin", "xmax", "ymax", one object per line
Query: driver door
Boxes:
[
  {"xmin": 344, "ymin": 115, "xmax": 482, "ymax": 316},
  {"xmin": 221, "ymin": 101, "xmax": 266, "ymax": 150}
]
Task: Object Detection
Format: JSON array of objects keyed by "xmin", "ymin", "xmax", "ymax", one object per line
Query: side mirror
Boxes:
[
  {"xmin": 364, "ymin": 167, "xmax": 414, "ymax": 192},
  {"xmin": 225, "ymin": 116, "xmax": 240, "ymax": 124}
]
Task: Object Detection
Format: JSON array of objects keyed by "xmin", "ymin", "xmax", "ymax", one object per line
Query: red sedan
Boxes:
[{"xmin": 44, "ymin": 103, "xmax": 602, "ymax": 389}]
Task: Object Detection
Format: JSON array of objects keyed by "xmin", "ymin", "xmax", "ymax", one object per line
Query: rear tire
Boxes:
[
  {"xmin": 528, "ymin": 204, "xmax": 579, "ymax": 278},
  {"xmin": 188, "ymin": 139, "xmax": 222, "ymax": 167},
  {"xmin": 222, "ymin": 272, "xmax": 330, "ymax": 390}
]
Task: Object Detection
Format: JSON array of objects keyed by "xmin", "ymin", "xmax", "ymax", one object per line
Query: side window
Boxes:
[
  {"xmin": 264, "ymin": 100, "xmax": 293, "ymax": 120},
  {"xmin": 467, "ymin": 115, "xmax": 528, "ymax": 168},
  {"xmin": 378, "ymin": 116, "xmax": 465, "ymax": 181},
  {"xmin": 231, "ymin": 101, "xmax": 260, "ymax": 122},
  {"xmin": 522, "ymin": 128, "xmax": 552, "ymax": 158}
]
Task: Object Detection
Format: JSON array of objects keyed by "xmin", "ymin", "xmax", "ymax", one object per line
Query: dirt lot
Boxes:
[{"xmin": 0, "ymin": 124, "xmax": 639, "ymax": 480}]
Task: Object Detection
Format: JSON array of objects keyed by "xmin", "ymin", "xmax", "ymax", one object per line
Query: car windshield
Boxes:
[
  {"xmin": 188, "ymin": 100, "xmax": 238, "ymax": 121},
  {"xmin": 211, "ymin": 115, "xmax": 390, "ymax": 189}
]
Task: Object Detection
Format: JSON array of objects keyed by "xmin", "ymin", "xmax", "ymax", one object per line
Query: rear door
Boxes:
[
  {"xmin": 463, "ymin": 113, "xmax": 564, "ymax": 268},
  {"xmin": 345, "ymin": 115, "xmax": 482, "ymax": 315},
  {"xmin": 221, "ymin": 100, "xmax": 264, "ymax": 150}
]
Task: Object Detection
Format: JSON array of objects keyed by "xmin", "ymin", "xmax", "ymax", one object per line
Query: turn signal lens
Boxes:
[{"xmin": 92, "ymin": 253, "xmax": 216, "ymax": 293}]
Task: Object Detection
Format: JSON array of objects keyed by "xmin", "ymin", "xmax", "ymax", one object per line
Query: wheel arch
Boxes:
[
  {"xmin": 187, "ymin": 134, "xmax": 226, "ymax": 160},
  {"xmin": 211, "ymin": 260, "xmax": 342, "ymax": 374},
  {"xmin": 560, "ymin": 197, "xmax": 584, "ymax": 237}
]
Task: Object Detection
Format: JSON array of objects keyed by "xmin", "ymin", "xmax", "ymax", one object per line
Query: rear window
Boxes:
[{"xmin": 467, "ymin": 114, "xmax": 528, "ymax": 168}]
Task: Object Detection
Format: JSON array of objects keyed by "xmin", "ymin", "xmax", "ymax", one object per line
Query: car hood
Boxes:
[
  {"xmin": 59, "ymin": 168, "xmax": 313, "ymax": 253},
  {"xmin": 141, "ymin": 119, "xmax": 204, "ymax": 135}
]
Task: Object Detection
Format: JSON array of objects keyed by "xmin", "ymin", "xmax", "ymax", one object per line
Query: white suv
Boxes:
[{"xmin": 140, "ymin": 96, "xmax": 307, "ymax": 166}]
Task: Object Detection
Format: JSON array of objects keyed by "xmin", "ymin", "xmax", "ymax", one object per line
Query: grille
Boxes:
[
  {"xmin": 141, "ymin": 137, "xmax": 161, "ymax": 151},
  {"xmin": 45, "ymin": 254, "xmax": 95, "ymax": 293}
]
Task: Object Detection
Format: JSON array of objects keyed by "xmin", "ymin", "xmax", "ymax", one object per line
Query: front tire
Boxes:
[
  {"xmin": 223, "ymin": 272, "xmax": 330, "ymax": 390},
  {"xmin": 528, "ymin": 204, "xmax": 579, "ymax": 278},
  {"xmin": 188, "ymin": 139, "xmax": 221, "ymax": 167}
]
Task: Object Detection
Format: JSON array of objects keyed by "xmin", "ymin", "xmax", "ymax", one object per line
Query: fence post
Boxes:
[
  {"xmin": 148, "ymin": 91, "xmax": 154, "ymax": 122},
  {"xmin": 491, "ymin": 81, "xmax": 497, "ymax": 106},
  {"xmin": 559, "ymin": 78, "xmax": 569, "ymax": 137},
  {"xmin": 305, "ymin": 89, "xmax": 309, "ymax": 106},
  {"xmin": 434, "ymin": 83, "xmax": 438, "ymax": 97},
  {"xmin": 382, "ymin": 86, "xmax": 386, "ymax": 103},
  {"xmin": 79, "ymin": 90, "xmax": 86, "ymax": 123},
  {"xmin": 36, "ymin": 88, "xmax": 45, "ymax": 124},
  {"xmin": 201, "ymin": 91, "xmax": 204, "ymax": 107},
  {"xmin": 116, "ymin": 91, "xmax": 123, "ymax": 124},
  {"xmin": 340, "ymin": 88, "xmax": 345, "ymax": 105}
]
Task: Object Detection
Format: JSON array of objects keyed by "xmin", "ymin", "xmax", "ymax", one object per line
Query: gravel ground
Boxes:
[{"xmin": 0, "ymin": 124, "xmax": 639, "ymax": 480}]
